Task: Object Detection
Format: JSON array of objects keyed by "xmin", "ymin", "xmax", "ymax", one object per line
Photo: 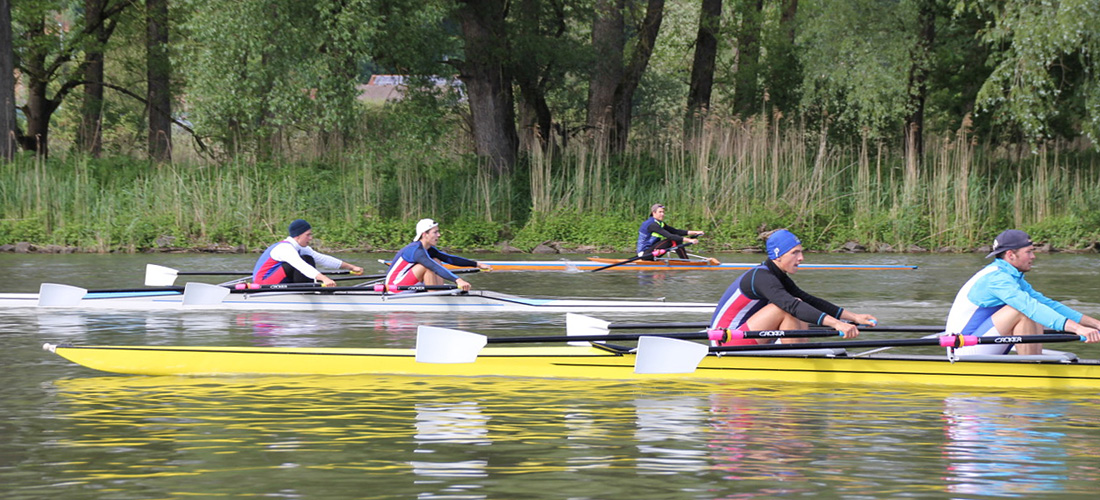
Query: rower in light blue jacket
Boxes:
[{"xmin": 946, "ymin": 229, "xmax": 1100, "ymax": 355}]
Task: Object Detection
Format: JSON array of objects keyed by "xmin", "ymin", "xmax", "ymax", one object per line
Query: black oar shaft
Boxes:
[
  {"xmin": 485, "ymin": 329, "xmax": 841, "ymax": 344},
  {"xmin": 710, "ymin": 334, "xmax": 1082, "ymax": 353},
  {"xmin": 591, "ymin": 242, "xmax": 695, "ymax": 272}
]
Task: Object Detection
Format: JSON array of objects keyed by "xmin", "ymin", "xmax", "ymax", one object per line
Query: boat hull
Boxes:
[
  {"xmin": 0, "ymin": 289, "xmax": 714, "ymax": 313},
  {"xmin": 46, "ymin": 343, "xmax": 1100, "ymax": 390}
]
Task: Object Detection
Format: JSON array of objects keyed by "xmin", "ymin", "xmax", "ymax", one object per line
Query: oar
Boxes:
[
  {"xmin": 590, "ymin": 242, "xmax": 695, "ymax": 272},
  {"xmin": 412, "ymin": 322, "xmax": 841, "ymax": 364},
  {"xmin": 569, "ymin": 314, "xmax": 949, "ymax": 335},
  {"xmin": 560, "ymin": 314, "xmax": 841, "ymax": 343},
  {"xmin": 383, "ymin": 289, "xmax": 467, "ymax": 300},
  {"xmin": 633, "ymin": 333, "xmax": 1088, "ymax": 374},
  {"xmin": 145, "ymin": 264, "xmax": 360, "ymax": 286},
  {"xmin": 372, "ymin": 284, "xmax": 459, "ymax": 293}
]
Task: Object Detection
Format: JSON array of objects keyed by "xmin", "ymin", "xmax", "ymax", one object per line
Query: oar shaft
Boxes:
[
  {"xmin": 485, "ymin": 329, "xmax": 842, "ymax": 344},
  {"xmin": 591, "ymin": 242, "xmax": 695, "ymax": 272},
  {"xmin": 87, "ymin": 286, "xmax": 183, "ymax": 294},
  {"xmin": 175, "ymin": 270, "xmax": 356, "ymax": 276},
  {"xmin": 606, "ymin": 323, "xmax": 950, "ymax": 333},
  {"xmin": 373, "ymin": 284, "xmax": 458, "ymax": 292},
  {"xmin": 710, "ymin": 333, "xmax": 1083, "ymax": 353}
]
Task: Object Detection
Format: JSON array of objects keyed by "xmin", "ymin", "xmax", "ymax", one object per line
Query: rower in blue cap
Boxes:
[
  {"xmin": 709, "ymin": 229, "xmax": 878, "ymax": 346},
  {"xmin": 251, "ymin": 219, "xmax": 363, "ymax": 286}
]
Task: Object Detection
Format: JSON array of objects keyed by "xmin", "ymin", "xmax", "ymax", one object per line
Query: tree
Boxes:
[
  {"xmin": 77, "ymin": 0, "xmax": 112, "ymax": 157},
  {"xmin": 0, "ymin": 0, "xmax": 14, "ymax": 161},
  {"xmin": 586, "ymin": 0, "xmax": 666, "ymax": 153},
  {"xmin": 147, "ymin": 0, "xmax": 171, "ymax": 162},
  {"xmin": 684, "ymin": 0, "xmax": 721, "ymax": 141},
  {"xmin": 967, "ymin": 0, "xmax": 1100, "ymax": 147},
  {"xmin": 797, "ymin": 0, "xmax": 917, "ymax": 138},
  {"xmin": 905, "ymin": 0, "xmax": 935, "ymax": 161},
  {"xmin": 453, "ymin": 0, "xmax": 517, "ymax": 173},
  {"xmin": 731, "ymin": 0, "xmax": 763, "ymax": 118},
  {"xmin": 13, "ymin": 0, "xmax": 129, "ymax": 156},
  {"xmin": 180, "ymin": 0, "xmax": 381, "ymax": 157},
  {"xmin": 511, "ymin": 0, "xmax": 582, "ymax": 153}
]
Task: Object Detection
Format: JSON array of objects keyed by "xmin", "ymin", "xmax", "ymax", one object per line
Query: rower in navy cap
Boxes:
[
  {"xmin": 251, "ymin": 219, "xmax": 363, "ymax": 286},
  {"xmin": 708, "ymin": 229, "xmax": 878, "ymax": 346},
  {"xmin": 946, "ymin": 229, "xmax": 1100, "ymax": 355}
]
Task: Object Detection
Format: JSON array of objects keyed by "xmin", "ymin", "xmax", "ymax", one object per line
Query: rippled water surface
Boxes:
[{"xmin": 4, "ymin": 252, "xmax": 1100, "ymax": 499}]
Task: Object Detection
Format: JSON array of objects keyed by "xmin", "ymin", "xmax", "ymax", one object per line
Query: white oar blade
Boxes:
[
  {"xmin": 37, "ymin": 283, "xmax": 88, "ymax": 307},
  {"xmin": 634, "ymin": 336, "xmax": 708, "ymax": 374},
  {"xmin": 181, "ymin": 282, "xmax": 230, "ymax": 306},
  {"xmin": 415, "ymin": 325, "xmax": 487, "ymax": 364},
  {"xmin": 145, "ymin": 264, "xmax": 179, "ymax": 286},
  {"xmin": 566, "ymin": 313, "xmax": 610, "ymax": 346}
]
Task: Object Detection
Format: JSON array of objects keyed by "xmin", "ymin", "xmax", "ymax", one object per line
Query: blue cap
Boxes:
[
  {"xmin": 289, "ymin": 219, "xmax": 312, "ymax": 237},
  {"xmin": 766, "ymin": 229, "xmax": 801, "ymax": 260}
]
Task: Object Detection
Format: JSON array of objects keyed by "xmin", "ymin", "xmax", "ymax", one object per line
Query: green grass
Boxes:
[{"xmin": 2, "ymin": 125, "xmax": 1098, "ymax": 253}]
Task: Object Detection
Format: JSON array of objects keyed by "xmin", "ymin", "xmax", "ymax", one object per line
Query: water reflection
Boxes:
[
  {"xmin": 31, "ymin": 376, "xmax": 1100, "ymax": 499},
  {"xmin": 942, "ymin": 396, "xmax": 1071, "ymax": 496}
]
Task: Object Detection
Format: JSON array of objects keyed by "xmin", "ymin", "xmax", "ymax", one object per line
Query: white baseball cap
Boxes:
[{"xmin": 413, "ymin": 218, "xmax": 439, "ymax": 242}]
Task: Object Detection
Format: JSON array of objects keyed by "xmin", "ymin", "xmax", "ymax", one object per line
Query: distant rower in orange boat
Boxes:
[{"xmin": 635, "ymin": 204, "xmax": 704, "ymax": 261}]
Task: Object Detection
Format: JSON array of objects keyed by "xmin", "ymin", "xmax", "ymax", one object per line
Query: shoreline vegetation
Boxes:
[{"xmin": 2, "ymin": 122, "xmax": 1099, "ymax": 257}]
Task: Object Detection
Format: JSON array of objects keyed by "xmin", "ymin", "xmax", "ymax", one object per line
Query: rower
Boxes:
[
  {"xmin": 636, "ymin": 204, "xmax": 704, "ymax": 260},
  {"xmin": 709, "ymin": 229, "xmax": 878, "ymax": 345},
  {"xmin": 252, "ymin": 219, "xmax": 363, "ymax": 287},
  {"xmin": 384, "ymin": 218, "xmax": 492, "ymax": 292},
  {"xmin": 946, "ymin": 229, "xmax": 1100, "ymax": 355}
]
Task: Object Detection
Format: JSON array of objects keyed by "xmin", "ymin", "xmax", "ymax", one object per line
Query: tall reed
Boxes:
[{"xmin": 2, "ymin": 122, "xmax": 1097, "ymax": 252}]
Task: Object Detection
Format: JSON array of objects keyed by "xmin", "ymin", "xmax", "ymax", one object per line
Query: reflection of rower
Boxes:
[
  {"xmin": 942, "ymin": 396, "xmax": 1068, "ymax": 496},
  {"xmin": 636, "ymin": 204, "xmax": 703, "ymax": 260}
]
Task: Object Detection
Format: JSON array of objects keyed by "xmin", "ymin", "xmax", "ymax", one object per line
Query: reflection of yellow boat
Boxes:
[{"xmin": 44, "ymin": 342, "xmax": 1100, "ymax": 390}]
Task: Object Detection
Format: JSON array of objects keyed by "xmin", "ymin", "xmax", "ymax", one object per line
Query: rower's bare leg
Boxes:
[
  {"xmin": 991, "ymin": 306, "xmax": 1043, "ymax": 355},
  {"xmin": 743, "ymin": 304, "xmax": 810, "ymax": 345},
  {"xmin": 410, "ymin": 265, "xmax": 445, "ymax": 286}
]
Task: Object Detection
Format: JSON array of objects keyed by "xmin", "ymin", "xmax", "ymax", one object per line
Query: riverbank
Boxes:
[
  {"xmin": 4, "ymin": 237, "xmax": 1097, "ymax": 256},
  {"xmin": 3, "ymin": 131, "xmax": 1099, "ymax": 255}
]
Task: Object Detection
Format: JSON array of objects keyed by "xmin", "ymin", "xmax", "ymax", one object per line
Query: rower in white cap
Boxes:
[{"xmin": 383, "ymin": 218, "xmax": 492, "ymax": 292}]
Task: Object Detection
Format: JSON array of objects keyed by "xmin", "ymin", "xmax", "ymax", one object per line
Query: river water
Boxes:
[{"xmin": 3, "ymin": 252, "xmax": 1100, "ymax": 499}]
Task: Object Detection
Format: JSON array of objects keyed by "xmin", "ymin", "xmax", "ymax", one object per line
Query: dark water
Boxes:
[{"xmin": 3, "ymin": 252, "xmax": 1100, "ymax": 499}]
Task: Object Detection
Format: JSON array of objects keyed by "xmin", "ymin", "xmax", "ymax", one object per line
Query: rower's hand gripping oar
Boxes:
[{"xmin": 590, "ymin": 242, "xmax": 695, "ymax": 272}]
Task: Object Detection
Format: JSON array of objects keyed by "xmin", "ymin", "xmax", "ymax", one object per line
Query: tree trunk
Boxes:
[
  {"xmin": 905, "ymin": 0, "xmax": 934, "ymax": 164},
  {"xmin": 685, "ymin": 0, "xmax": 721, "ymax": 143},
  {"xmin": 513, "ymin": 0, "xmax": 557, "ymax": 153},
  {"xmin": 21, "ymin": 17, "xmax": 55, "ymax": 156},
  {"xmin": 609, "ymin": 0, "xmax": 664, "ymax": 153},
  {"xmin": 765, "ymin": 0, "xmax": 799, "ymax": 115},
  {"xmin": 732, "ymin": 0, "xmax": 763, "ymax": 118},
  {"xmin": 147, "ymin": 0, "xmax": 172, "ymax": 162},
  {"xmin": 586, "ymin": 0, "xmax": 623, "ymax": 151},
  {"xmin": 78, "ymin": 0, "xmax": 108, "ymax": 157},
  {"xmin": 0, "ymin": 0, "xmax": 14, "ymax": 161},
  {"xmin": 455, "ymin": 0, "xmax": 517, "ymax": 175}
]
